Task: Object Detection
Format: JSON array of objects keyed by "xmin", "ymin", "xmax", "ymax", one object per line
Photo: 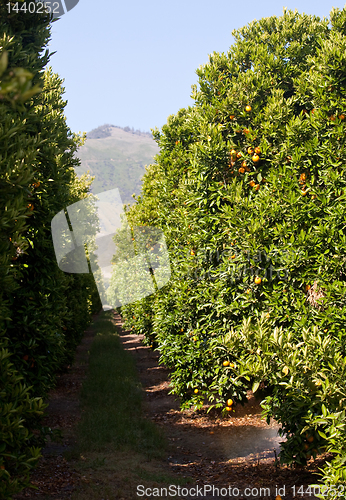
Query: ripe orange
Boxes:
[
  {"xmin": 27, "ymin": 203, "xmax": 34, "ymax": 211},
  {"xmin": 305, "ymin": 284, "xmax": 311, "ymax": 292},
  {"xmin": 231, "ymin": 254, "xmax": 236, "ymax": 259},
  {"xmin": 301, "ymin": 190, "xmax": 307, "ymax": 196},
  {"xmin": 223, "ymin": 360, "xmax": 230, "ymax": 366},
  {"xmin": 307, "ymin": 436, "xmax": 314, "ymax": 443},
  {"xmin": 243, "ymin": 128, "xmax": 250, "ymax": 134},
  {"xmin": 340, "ymin": 114, "xmax": 345, "ymax": 120},
  {"xmin": 245, "ymin": 105, "xmax": 252, "ymax": 112},
  {"xmin": 230, "ymin": 149, "xmax": 237, "ymax": 157},
  {"xmin": 225, "ymin": 406, "xmax": 232, "ymax": 412},
  {"xmin": 238, "ymin": 167, "xmax": 245, "ymax": 174},
  {"xmin": 254, "ymin": 277, "xmax": 261, "ymax": 284},
  {"xmin": 194, "ymin": 389, "xmax": 199, "ymax": 394},
  {"xmin": 246, "ymin": 289, "xmax": 251, "ymax": 294},
  {"xmin": 242, "ymin": 160, "xmax": 247, "ymax": 168},
  {"xmin": 32, "ymin": 181, "xmax": 40, "ymax": 188},
  {"xmin": 254, "ymin": 184, "xmax": 260, "ymax": 191},
  {"xmin": 330, "ymin": 115, "xmax": 336, "ymax": 121},
  {"xmin": 249, "ymin": 180, "xmax": 255, "ymax": 187},
  {"xmin": 191, "ymin": 250, "xmax": 195, "ymax": 255},
  {"xmin": 230, "ymin": 115, "xmax": 235, "ymax": 120},
  {"xmin": 227, "ymin": 399, "xmax": 233, "ymax": 406},
  {"xmin": 247, "ymin": 147, "xmax": 254, "ymax": 154},
  {"xmin": 236, "ymin": 152, "xmax": 242, "ymax": 158},
  {"xmin": 252, "ymin": 154, "xmax": 260, "ymax": 163},
  {"xmin": 254, "ymin": 146, "xmax": 261, "ymax": 154}
]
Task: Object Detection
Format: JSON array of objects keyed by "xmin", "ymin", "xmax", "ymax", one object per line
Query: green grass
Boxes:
[{"xmin": 74, "ymin": 310, "xmax": 167, "ymax": 459}]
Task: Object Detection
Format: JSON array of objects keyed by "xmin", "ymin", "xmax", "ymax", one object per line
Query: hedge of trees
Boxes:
[
  {"xmin": 117, "ymin": 7, "xmax": 346, "ymax": 498},
  {"xmin": 0, "ymin": 6, "xmax": 101, "ymax": 498}
]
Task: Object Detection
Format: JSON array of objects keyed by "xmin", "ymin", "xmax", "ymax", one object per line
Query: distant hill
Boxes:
[{"xmin": 74, "ymin": 124, "xmax": 159, "ymax": 206}]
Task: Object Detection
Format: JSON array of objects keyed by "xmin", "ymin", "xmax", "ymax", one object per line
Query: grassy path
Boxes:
[
  {"xmin": 69, "ymin": 310, "xmax": 190, "ymax": 499},
  {"xmin": 15, "ymin": 309, "xmax": 326, "ymax": 500}
]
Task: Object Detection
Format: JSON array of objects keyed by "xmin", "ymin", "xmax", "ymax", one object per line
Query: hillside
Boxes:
[{"xmin": 74, "ymin": 124, "xmax": 159, "ymax": 205}]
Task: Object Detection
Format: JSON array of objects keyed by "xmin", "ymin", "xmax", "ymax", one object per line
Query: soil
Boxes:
[{"xmin": 14, "ymin": 310, "xmax": 330, "ymax": 499}]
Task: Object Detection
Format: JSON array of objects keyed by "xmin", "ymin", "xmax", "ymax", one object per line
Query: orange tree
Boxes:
[
  {"xmin": 0, "ymin": 6, "xmax": 101, "ymax": 498},
  {"xmin": 119, "ymin": 6, "xmax": 346, "ymax": 493}
]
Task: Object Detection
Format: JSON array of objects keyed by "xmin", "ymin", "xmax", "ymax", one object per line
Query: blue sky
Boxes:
[{"xmin": 47, "ymin": 0, "xmax": 346, "ymax": 136}]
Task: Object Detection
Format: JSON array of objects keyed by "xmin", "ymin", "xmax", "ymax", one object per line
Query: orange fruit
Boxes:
[
  {"xmin": 191, "ymin": 250, "xmax": 195, "ymax": 255},
  {"xmin": 223, "ymin": 361, "xmax": 230, "ymax": 366},
  {"xmin": 254, "ymin": 184, "xmax": 260, "ymax": 191},
  {"xmin": 227, "ymin": 399, "xmax": 233, "ymax": 406},
  {"xmin": 330, "ymin": 115, "xmax": 336, "ymax": 121},
  {"xmin": 254, "ymin": 146, "xmax": 261, "ymax": 154},
  {"xmin": 304, "ymin": 443, "xmax": 309, "ymax": 450},
  {"xmin": 236, "ymin": 151, "xmax": 242, "ymax": 158},
  {"xmin": 243, "ymin": 128, "xmax": 250, "ymax": 134},
  {"xmin": 254, "ymin": 277, "xmax": 262, "ymax": 284},
  {"xmin": 307, "ymin": 436, "xmax": 314, "ymax": 443},
  {"xmin": 194, "ymin": 389, "xmax": 199, "ymax": 394},
  {"xmin": 246, "ymin": 289, "xmax": 251, "ymax": 294},
  {"xmin": 230, "ymin": 149, "xmax": 237, "ymax": 157},
  {"xmin": 301, "ymin": 190, "xmax": 307, "ymax": 196},
  {"xmin": 249, "ymin": 180, "xmax": 255, "ymax": 187},
  {"xmin": 305, "ymin": 284, "xmax": 311, "ymax": 292},
  {"xmin": 247, "ymin": 147, "xmax": 254, "ymax": 154},
  {"xmin": 252, "ymin": 154, "xmax": 260, "ymax": 163},
  {"xmin": 23, "ymin": 355, "xmax": 29, "ymax": 361},
  {"xmin": 231, "ymin": 254, "xmax": 236, "ymax": 259},
  {"xmin": 27, "ymin": 203, "xmax": 34, "ymax": 211},
  {"xmin": 225, "ymin": 406, "xmax": 232, "ymax": 412},
  {"xmin": 340, "ymin": 114, "xmax": 345, "ymax": 120},
  {"xmin": 32, "ymin": 181, "xmax": 40, "ymax": 188},
  {"xmin": 245, "ymin": 105, "xmax": 252, "ymax": 112},
  {"xmin": 242, "ymin": 160, "xmax": 247, "ymax": 167},
  {"xmin": 229, "ymin": 115, "xmax": 235, "ymax": 120},
  {"xmin": 238, "ymin": 167, "xmax": 245, "ymax": 174}
]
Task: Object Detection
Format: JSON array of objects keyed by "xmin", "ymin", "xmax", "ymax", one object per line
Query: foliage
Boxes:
[
  {"xmin": 0, "ymin": 8, "xmax": 101, "ymax": 498},
  {"xmin": 118, "ymin": 6, "xmax": 346, "ymax": 495}
]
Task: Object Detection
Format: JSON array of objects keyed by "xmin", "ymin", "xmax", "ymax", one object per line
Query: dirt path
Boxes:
[{"xmin": 14, "ymin": 310, "xmax": 329, "ymax": 499}]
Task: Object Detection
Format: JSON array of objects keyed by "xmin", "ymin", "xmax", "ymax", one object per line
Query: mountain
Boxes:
[{"xmin": 74, "ymin": 124, "xmax": 159, "ymax": 206}]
